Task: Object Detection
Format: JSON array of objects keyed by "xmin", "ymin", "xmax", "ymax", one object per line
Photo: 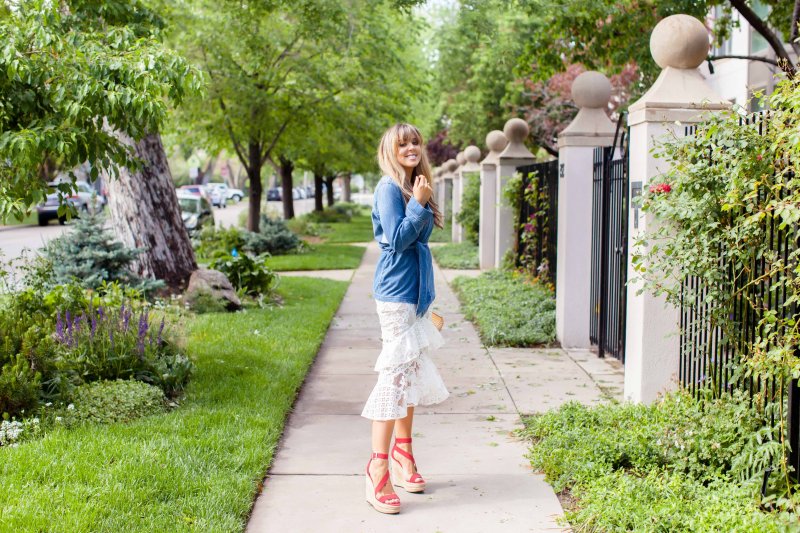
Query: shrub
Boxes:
[
  {"xmin": 194, "ymin": 219, "xmax": 299, "ymax": 258},
  {"xmin": 209, "ymin": 253, "xmax": 278, "ymax": 296},
  {"xmin": 194, "ymin": 225, "xmax": 246, "ymax": 259},
  {"xmin": 452, "ymin": 269, "xmax": 555, "ymax": 346},
  {"xmin": 519, "ymin": 392, "xmax": 797, "ymax": 530},
  {"xmin": 53, "ymin": 304, "xmax": 192, "ymax": 397},
  {"xmin": 305, "ymin": 207, "xmax": 351, "ymax": 223},
  {"xmin": 41, "ymin": 211, "xmax": 163, "ymax": 294},
  {"xmin": 0, "ymin": 354, "xmax": 42, "ymax": 417},
  {"xmin": 64, "ymin": 379, "xmax": 166, "ymax": 425}
]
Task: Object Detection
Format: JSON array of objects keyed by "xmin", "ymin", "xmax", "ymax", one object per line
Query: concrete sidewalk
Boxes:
[{"xmin": 247, "ymin": 242, "xmax": 622, "ymax": 533}]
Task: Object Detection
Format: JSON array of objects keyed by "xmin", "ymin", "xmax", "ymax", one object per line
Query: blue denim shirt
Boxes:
[{"xmin": 372, "ymin": 176, "xmax": 435, "ymax": 317}]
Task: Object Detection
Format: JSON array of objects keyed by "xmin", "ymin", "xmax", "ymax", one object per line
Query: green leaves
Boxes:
[{"xmin": 0, "ymin": 0, "xmax": 201, "ymax": 221}]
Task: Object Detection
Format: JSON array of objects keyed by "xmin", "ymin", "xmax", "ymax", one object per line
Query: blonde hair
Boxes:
[{"xmin": 377, "ymin": 123, "xmax": 443, "ymax": 228}]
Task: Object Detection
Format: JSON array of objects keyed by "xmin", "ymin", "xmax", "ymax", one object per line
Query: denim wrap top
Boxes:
[{"xmin": 371, "ymin": 176, "xmax": 435, "ymax": 317}]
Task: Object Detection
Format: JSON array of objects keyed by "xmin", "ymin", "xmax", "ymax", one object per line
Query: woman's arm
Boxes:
[{"xmin": 376, "ymin": 182, "xmax": 432, "ymax": 253}]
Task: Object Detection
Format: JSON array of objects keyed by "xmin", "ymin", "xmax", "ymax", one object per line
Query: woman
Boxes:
[{"xmin": 362, "ymin": 123, "xmax": 450, "ymax": 514}]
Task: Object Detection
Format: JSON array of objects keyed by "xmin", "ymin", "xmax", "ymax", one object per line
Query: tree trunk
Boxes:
[
  {"xmin": 106, "ymin": 132, "xmax": 197, "ymax": 291},
  {"xmin": 324, "ymin": 175, "xmax": 335, "ymax": 207},
  {"xmin": 313, "ymin": 171, "xmax": 324, "ymax": 212},
  {"xmin": 246, "ymin": 140, "xmax": 263, "ymax": 232},
  {"xmin": 280, "ymin": 156, "xmax": 295, "ymax": 220},
  {"xmin": 200, "ymin": 154, "xmax": 218, "ymax": 184},
  {"xmin": 343, "ymin": 172, "xmax": 352, "ymax": 203}
]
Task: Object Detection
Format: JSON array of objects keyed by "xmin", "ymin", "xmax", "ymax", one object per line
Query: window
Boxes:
[
  {"xmin": 711, "ymin": 5, "xmax": 731, "ymax": 56},
  {"xmin": 749, "ymin": 1, "xmax": 770, "ymax": 54}
]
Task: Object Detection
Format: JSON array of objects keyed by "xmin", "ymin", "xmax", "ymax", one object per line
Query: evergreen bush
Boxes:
[{"xmin": 42, "ymin": 211, "xmax": 163, "ymax": 294}]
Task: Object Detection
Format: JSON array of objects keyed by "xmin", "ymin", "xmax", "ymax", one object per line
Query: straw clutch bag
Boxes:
[{"xmin": 431, "ymin": 312, "xmax": 444, "ymax": 331}]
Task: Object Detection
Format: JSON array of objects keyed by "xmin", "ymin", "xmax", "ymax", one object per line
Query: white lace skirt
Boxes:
[{"xmin": 361, "ymin": 301, "xmax": 450, "ymax": 421}]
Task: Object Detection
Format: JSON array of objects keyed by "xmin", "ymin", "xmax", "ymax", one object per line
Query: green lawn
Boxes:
[
  {"xmin": 1, "ymin": 211, "xmax": 37, "ymax": 226},
  {"xmin": 429, "ymin": 218, "xmax": 452, "ymax": 243},
  {"xmin": 317, "ymin": 214, "xmax": 373, "ymax": 243},
  {"xmin": 432, "ymin": 241, "xmax": 479, "ymax": 269},
  {"xmin": 0, "ymin": 277, "xmax": 347, "ymax": 532},
  {"xmin": 265, "ymin": 244, "xmax": 365, "ymax": 271}
]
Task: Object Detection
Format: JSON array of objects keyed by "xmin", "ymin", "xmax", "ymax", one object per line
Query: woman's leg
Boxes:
[
  {"xmin": 369, "ymin": 419, "xmax": 399, "ymax": 501},
  {"xmin": 393, "ymin": 406, "xmax": 418, "ymax": 475}
]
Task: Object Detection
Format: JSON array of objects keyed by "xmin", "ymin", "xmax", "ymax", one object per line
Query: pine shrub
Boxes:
[{"xmin": 42, "ymin": 211, "xmax": 163, "ymax": 294}]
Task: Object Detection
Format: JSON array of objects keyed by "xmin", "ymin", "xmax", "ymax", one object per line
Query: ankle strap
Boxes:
[
  {"xmin": 395, "ymin": 437, "xmax": 412, "ymax": 444},
  {"xmin": 371, "ymin": 452, "xmax": 389, "ymax": 459}
]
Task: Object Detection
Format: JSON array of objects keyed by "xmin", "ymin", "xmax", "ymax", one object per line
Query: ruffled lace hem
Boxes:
[
  {"xmin": 373, "ymin": 308, "xmax": 444, "ymax": 372},
  {"xmin": 361, "ymin": 354, "xmax": 450, "ymax": 420}
]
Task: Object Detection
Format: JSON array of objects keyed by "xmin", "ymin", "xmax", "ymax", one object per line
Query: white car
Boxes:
[
  {"xmin": 36, "ymin": 180, "xmax": 106, "ymax": 226},
  {"xmin": 207, "ymin": 182, "xmax": 244, "ymax": 203}
]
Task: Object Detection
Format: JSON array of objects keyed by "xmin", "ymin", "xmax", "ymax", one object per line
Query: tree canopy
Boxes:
[{"xmin": 0, "ymin": 0, "xmax": 199, "ymax": 221}]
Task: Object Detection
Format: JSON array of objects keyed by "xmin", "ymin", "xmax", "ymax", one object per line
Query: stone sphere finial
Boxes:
[
  {"xmin": 572, "ymin": 71, "xmax": 612, "ymax": 109},
  {"xmin": 445, "ymin": 159, "xmax": 458, "ymax": 173},
  {"xmin": 503, "ymin": 118, "xmax": 529, "ymax": 144},
  {"xmin": 486, "ymin": 130, "xmax": 508, "ymax": 153},
  {"xmin": 650, "ymin": 14, "xmax": 709, "ymax": 69},
  {"xmin": 456, "ymin": 151, "xmax": 466, "ymax": 166},
  {"xmin": 464, "ymin": 145, "xmax": 481, "ymax": 163}
]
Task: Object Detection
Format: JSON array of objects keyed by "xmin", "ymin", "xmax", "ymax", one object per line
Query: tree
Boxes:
[
  {"xmin": 514, "ymin": 0, "xmax": 797, "ymax": 88},
  {"xmin": 0, "ymin": 0, "xmax": 196, "ymax": 223},
  {"xmin": 509, "ymin": 63, "xmax": 639, "ymax": 156}
]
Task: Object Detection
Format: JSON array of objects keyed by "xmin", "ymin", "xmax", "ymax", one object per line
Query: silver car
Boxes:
[{"xmin": 36, "ymin": 181, "xmax": 106, "ymax": 226}]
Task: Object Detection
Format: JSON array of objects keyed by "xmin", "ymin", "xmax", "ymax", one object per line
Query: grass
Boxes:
[
  {"xmin": 431, "ymin": 241, "xmax": 479, "ymax": 269},
  {"xmin": 316, "ymin": 214, "xmax": 373, "ymax": 243},
  {"xmin": 0, "ymin": 211, "xmax": 37, "ymax": 226},
  {"xmin": 0, "ymin": 277, "xmax": 347, "ymax": 532},
  {"xmin": 265, "ymin": 243, "xmax": 365, "ymax": 271},
  {"xmin": 429, "ymin": 217, "xmax": 452, "ymax": 243},
  {"xmin": 452, "ymin": 269, "xmax": 556, "ymax": 346}
]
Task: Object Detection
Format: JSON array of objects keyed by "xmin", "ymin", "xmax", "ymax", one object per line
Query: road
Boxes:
[{"xmin": 0, "ymin": 197, "xmax": 324, "ymax": 266}]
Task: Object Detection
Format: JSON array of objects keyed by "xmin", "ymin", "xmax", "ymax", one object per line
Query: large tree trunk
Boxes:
[
  {"xmin": 313, "ymin": 171, "xmax": 324, "ymax": 212},
  {"xmin": 246, "ymin": 141, "xmax": 263, "ymax": 232},
  {"xmin": 342, "ymin": 172, "xmax": 352, "ymax": 203},
  {"xmin": 106, "ymin": 132, "xmax": 196, "ymax": 291},
  {"xmin": 324, "ymin": 175, "xmax": 335, "ymax": 207},
  {"xmin": 280, "ymin": 156, "xmax": 295, "ymax": 220}
]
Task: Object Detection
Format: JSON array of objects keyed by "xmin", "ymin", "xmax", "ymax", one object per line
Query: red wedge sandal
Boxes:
[
  {"xmin": 365, "ymin": 452, "xmax": 401, "ymax": 514},
  {"xmin": 391, "ymin": 437, "xmax": 426, "ymax": 493}
]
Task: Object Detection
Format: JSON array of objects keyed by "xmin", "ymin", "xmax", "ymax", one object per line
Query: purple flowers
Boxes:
[{"xmin": 53, "ymin": 303, "xmax": 164, "ymax": 361}]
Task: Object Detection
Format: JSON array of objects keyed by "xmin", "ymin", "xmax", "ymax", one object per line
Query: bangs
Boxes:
[{"xmin": 395, "ymin": 124, "xmax": 421, "ymax": 145}]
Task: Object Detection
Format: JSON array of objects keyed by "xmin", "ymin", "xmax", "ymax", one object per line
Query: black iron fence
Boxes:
[
  {"xmin": 515, "ymin": 160, "xmax": 559, "ymax": 283},
  {"xmin": 678, "ymin": 115, "xmax": 800, "ymax": 478},
  {"xmin": 589, "ymin": 135, "xmax": 629, "ymax": 362}
]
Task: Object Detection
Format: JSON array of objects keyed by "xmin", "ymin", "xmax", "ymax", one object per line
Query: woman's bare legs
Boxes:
[
  {"xmin": 370, "ymin": 420, "xmax": 399, "ymax": 502},
  {"xmin": 393, "ymin": 407, "xmax": 418, "ymax": 476}
]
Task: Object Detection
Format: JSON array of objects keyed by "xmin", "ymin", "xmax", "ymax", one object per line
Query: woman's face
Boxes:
[{"xmin": 396, "ymin": 135, "xmax": 421, "ymax": 171}]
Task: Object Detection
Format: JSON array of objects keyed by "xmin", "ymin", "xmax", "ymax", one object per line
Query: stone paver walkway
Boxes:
[{"xmin": 247, "ymin": 242, "xmax": 622, "ymax": 533}]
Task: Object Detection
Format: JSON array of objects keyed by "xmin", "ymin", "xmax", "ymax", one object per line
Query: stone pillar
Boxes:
[
  {"xmin": 479, "ymin": 131, "xmax": 508, "ymax": 270},
  {"xmin": 440, "ymin": 159, "xmax": 458, "ymax": 225},
  {"xmin": 555, "ymin": 72, "xmax": 617, "ymax": 349},
  {"xmin": 495, "ymin": 118, "xmax": 535, "ymax": 267},
  {"xmin": 624, "ymin": 15, "xmax": 729, "ymax": 403},
  {"xmin": 457, "ymin": 146, "xmax": 482, "ymax": 245},
  {"xmin": 452, "ymin": 151, "xmax": 466, "ymax": 242}
]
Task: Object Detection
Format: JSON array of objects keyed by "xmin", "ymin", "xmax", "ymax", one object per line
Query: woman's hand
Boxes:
[{"xmin": 413, "ymin": 175, "xmax": 433, "ymax": 206}]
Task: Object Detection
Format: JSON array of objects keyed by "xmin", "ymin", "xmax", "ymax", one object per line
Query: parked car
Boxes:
[
  {"xmin": 305, "ymin": 185, "xmax": 314, "ymax": 198},
  {"xmin": 206, "ymin": 182, "xmax": 244, "ymax": 203},
  {"xmin": 202, "ymin": 184, "xmax": 227, "ymax": 208},
  {"xmin": 37, "ymin": 181, "xmax": 106, "ymax": 226},
  {"xmin": 267, "ymin": 188, "xmax": 282, "ymax": 201},
  {"xmin": 291, "ymin": 187, "xmax": 301, "ymax": 200},
  {"xmin": 176, "ymin": 192, "xmax": 214, "ymax": 234}
]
